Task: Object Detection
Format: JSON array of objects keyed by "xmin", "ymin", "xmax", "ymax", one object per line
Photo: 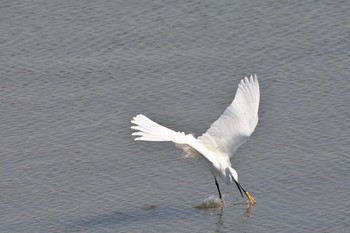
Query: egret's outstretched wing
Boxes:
[{"xmin": 198, "ymin": 75, "xmax": 260, "ymax": 157}]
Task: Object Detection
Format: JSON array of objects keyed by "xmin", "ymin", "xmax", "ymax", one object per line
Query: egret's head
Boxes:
[{"xmin": 228, "ymin": 167, "xmax": 238, "ymax": 182}]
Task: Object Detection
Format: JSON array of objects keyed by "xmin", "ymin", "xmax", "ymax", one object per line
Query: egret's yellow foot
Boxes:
[{"xmin": 245, "ymin": 191, "xmax": 256, "ymax": 205}]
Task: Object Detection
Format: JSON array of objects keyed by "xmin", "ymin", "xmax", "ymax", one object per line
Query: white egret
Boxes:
[{"xmin": 131, "ymin": 75, "xmax": 259, "ymax": 205}]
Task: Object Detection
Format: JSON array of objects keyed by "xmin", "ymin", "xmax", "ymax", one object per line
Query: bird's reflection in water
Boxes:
[
  {"xmin": 196, "ymin": 197, "xmax": 255, "ymax": 233},
  {"xmin": 214, "ymin": 207, "xmax": 224, "ymax": 233},
  {"xmin": 246, "ymin": 202, "xmax": 255, "ymax": 217}
]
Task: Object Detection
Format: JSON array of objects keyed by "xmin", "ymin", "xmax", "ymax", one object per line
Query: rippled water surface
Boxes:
[{"xmin": 1, "ymin": 1, "xmax": 349, "ymax": 232}]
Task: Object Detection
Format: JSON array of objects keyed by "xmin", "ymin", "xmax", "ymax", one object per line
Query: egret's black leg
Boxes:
[{"xmin": 214, "ymin": 177, "xmax": 222, "ymax": 200}]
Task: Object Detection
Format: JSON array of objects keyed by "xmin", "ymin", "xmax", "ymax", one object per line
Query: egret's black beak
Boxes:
[
  {"xmin": 233, "ymin": 179, "xmax": 256, "ymax": 205},
  {"xmin": 233, "ymin": 178, "xmax": 244, "ymax": 198}
]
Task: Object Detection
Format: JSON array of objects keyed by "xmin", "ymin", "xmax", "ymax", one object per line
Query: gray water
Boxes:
[{"xmin": 1, "ymin": 1, "xmax": 349, "ymax": 232}]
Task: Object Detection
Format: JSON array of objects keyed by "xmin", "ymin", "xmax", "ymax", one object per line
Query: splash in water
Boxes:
[{"xmin": 195, "ymin": 195, "xmax": 226, "ymax": 209}]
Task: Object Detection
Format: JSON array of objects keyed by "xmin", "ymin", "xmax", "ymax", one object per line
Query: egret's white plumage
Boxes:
[{"xmin": 131, "ymin": 75, "xmax": 260, "ymax": 204}]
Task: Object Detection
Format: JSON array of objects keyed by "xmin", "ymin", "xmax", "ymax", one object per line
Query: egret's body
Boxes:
[{"xmin": 131, "ymin": 75, "xmax": 260, "ymax": 204}]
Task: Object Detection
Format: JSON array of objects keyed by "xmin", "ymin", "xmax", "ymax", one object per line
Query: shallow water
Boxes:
[{"xmin": 1, "ymin": 1, "xmax": 349, "ymax": 232}]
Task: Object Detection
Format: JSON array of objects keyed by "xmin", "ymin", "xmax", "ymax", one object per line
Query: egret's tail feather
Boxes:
[{"xmin": 131, "ymin": 114, "xmax": 186, "ymax": 143}]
